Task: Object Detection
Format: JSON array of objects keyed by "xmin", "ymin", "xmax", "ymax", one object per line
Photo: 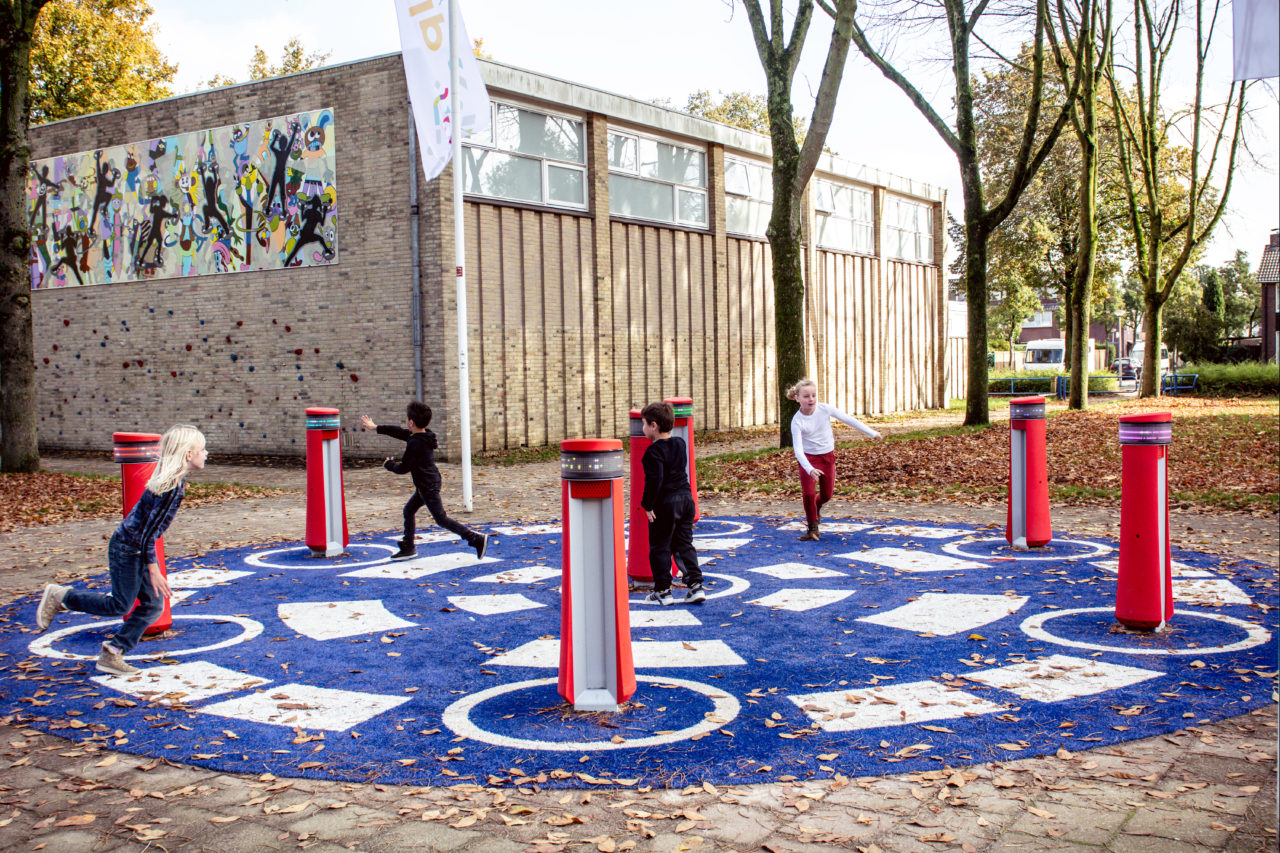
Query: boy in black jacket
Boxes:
[
  {"xmin": 639, "ymin": 401, "xmax": 704, "ymax": 605},
  {"xmin": 361, "ymin": 402, "xmax": 489, "ymax": 561}
]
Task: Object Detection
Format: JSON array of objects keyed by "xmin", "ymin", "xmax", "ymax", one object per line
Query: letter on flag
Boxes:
[
  {"xmin": 1233, "ymin": 0, "xmax": 1279, "ymax": 80},
  {"xmin": 395, "ymin": 0, "xmax": 492, "ymax": 180}
]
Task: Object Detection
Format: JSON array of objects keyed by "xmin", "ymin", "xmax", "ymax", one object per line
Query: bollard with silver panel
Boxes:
[
  {"xmin": 1005, "ymin": 396, "xmax": 1051, "ymax": 550},
  {"xmin": 305, "ymin": 407, "xmax": 349, "ymax": 557},
  {"xmin": 113, "ymin": 432, "xmax": 172, "ymax": 635},
  {"xmin": 1115, "ymin": 412, "xmax": 1174, "ymax": 630},
  {"xmin": 558, "ymin": 439, "xmax": 636, "ymax": 712}
]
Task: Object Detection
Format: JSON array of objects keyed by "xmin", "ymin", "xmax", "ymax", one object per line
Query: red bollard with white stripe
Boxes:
[
  {"xmin": 663, "ymin": 397, "xmax": 699, "ymax": 522},
  {"xmin": 626, "ymin": 410, "xmax": 654, "ymax": 584},
  {"xmin": 113, "ymin": 432, "xmax": 171, "ymax": 635},
  {"xmin": 305, "ymin": 407, "xmax": 349, "ymax": 557},
  {"xmin": 1115, "ymin": 412, "xmax": 1174, "ymax": 630},
  {"xmin": 558, "ymin": 439, "xmax": 635, "ymax": 711}
]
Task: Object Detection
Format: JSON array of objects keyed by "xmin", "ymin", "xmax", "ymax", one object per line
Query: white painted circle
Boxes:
[
  {"xmin": 1020, "ymin": 607, "xmax": 1271, "ymax": 655},
  {"xmin": 442, "ymin": 674, "xmax": 742, "ymax": 750},
  {"xmin": 243, "ymin": 543, "xmax": 396, "ymax": 570},
  {"xmin": 942, "ymin": 536, "xmax": 1111, "ymax": 562},
  {"xmin": 635, "ymin": 572, "xmax": 749, "ymax": 605},
  {"xmin": 694, "ymin": 519, "xmax": 754, "ymax": 537},
  {"xmin": 27, "ymin": 614, "xmax": 265, "ymax": 661}
]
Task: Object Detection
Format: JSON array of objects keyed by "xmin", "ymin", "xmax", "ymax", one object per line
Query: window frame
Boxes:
[
  {"xmin": 724, "ymin": 154, "xmax": 773, "ymax": 239},
  {"xmin": 812, "ymin": 177, "xmax": 875, "ymax": 255},
  {"xmin": 607, "ymin": 128, "xmax": 708, "ymax": 229},
  {"xmin": 884, "ymin": 195, "xmax": 935, "ymax": 264},
  {"xmin": 462, "ymin": 99, "xmax": 588, "ymax": 211}
]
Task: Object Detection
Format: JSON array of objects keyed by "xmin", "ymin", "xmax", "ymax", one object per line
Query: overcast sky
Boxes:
[{"xmin": 148, "ymin": 0, "xmax": 1278, "ymax": 268}]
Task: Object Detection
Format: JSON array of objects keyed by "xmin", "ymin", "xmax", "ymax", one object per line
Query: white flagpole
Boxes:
[{"xmin": 450, "ymin": 0, "xmax": 473, "ymax": 511}]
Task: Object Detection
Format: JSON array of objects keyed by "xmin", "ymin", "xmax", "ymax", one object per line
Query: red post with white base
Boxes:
[
  {"xmin": 305, "ymin": 407, "xmax": 348, "ymax": 557},
  {"xmin": 663, "ymin": 397, "xmax": 699, "ymax": 522},
  {"xmin": 1116, "ymin": 412, "xmax": 1174, "ymax": 630},
  {"xmin": 558, "ymin": 439, "xmax": 635, "ymax": 712},
  {"xmin": 113, "ymin": 432, "xmax": 171, "ymax": 635},
  {"xmin": 626, "ymin": 410, "xmax": 654, "ymax": 584},
  {"xmin": 1006, "ymin": 396, "xmax": 1052, "ymax": 549}
]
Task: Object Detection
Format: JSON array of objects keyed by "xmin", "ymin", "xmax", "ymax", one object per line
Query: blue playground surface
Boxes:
[{"xmin": 2, "ymin": 516, "xmax": 1274, "ymax": 789}]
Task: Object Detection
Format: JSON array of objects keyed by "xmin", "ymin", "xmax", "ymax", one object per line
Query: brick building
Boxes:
[
  {"xmin": 1259, "ymin": 230, "xmax": 1279, "ymax": 363},
  {"xmin": 27, "ymin": 55, "xmax": 952, "ymax": 458}
]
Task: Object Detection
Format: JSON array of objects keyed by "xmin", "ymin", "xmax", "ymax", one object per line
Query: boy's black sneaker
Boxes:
[
  {"xmin": 390, "ymin": 544, "xmax": 418, "ymax": 561},
  {"xmin": 474, "ymin": 533, "xmax": 490, "ymax": 560},
  {"xmin": 684, "ymin": 583, "xmax": 706, "ymax": 605},
  {"xmin": 646, "ymin": 588, "xmax": 674, "ymax": 606}
]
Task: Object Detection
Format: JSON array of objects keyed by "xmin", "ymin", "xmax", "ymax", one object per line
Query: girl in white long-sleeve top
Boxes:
[{"xmin": 787, "ymin": 379, "xmax": 882, "ymax": 540}]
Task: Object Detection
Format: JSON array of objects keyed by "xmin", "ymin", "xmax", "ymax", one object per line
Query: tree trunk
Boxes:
[
  {"xmin": 1068, "ymin": 139, "xmax": 1097, "ymax": 410},
  {"xmin": 1140, "ymin": 295, "xmax": 1163, "ymax": 397},
  {"xmin": 962, "ymin": 202, "xmax": 990, "ymax": 425},
  {"xmin": 769, "ymin": 157, "xmax": 805, "ymax": 447},
  {"xmin": 0, "ymin": 4, "xmax": 44, "ymax": 473}
]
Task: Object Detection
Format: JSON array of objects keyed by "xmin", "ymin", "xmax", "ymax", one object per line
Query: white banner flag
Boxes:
[
  {"xmin": 395, "ymin": 0, "xmax": 492, "ymax": 180},
  {"xmin": 1233, "ymin": 0, "xmax": 1279, "ymax": 80}
]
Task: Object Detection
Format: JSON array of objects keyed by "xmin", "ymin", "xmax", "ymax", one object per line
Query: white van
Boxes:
[
  {"xmin": 1024, "ymin": 338, "xmax": 1096, "ymax": 368},
  {"xmin": 1129, "ymin": 341, "xmax": 1170, "ymax": 381}
]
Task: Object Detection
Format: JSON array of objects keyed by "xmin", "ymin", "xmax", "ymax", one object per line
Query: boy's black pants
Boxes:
[
  {"xmin": 403, "ymin": 487, "xmax": 478, "ymax": 547},
  {"xmin": 647, "ymin": 492, "xmax": 701, "ymax": 592}
]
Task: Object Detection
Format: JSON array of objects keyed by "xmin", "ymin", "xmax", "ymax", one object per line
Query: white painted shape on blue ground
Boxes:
[
  {"xmin": 858, "ymin": 592, "xmax": 1028, "ymax": 636},
  {"xmin": 694, "ymin": 519, "xmax": 755, "ymax": 536},
  {"xmin": 871, "ymin": 525, "xmax": 973, "ymax": 539},
  {"xmin": 28, "ymin": 615, "xmax": 264, "ymax": 661},
  {"xmin": 277, "ymin": 600, "xmax": 416, "ymax": 640},
  {"xmin": 750, "ymin": 563, "xmax": 848, "ymax": 580},
  {"xmin": 385, "ymin": 532, "xmax": 456, "ymax": 544},
  {"xmin": 1020, "ymin": 607, "xmax": 1272, "ymax": 655},
  {"xmin": 490, "ymin": 524, "xmax": 562, "ymax": 536},
  {"xmin": 490, "ymin": 638, "xmax": 746, "ymax": 668},
  {"xmin": 472, "ymin": 566, "xmax": 561, "ymax": 584},
  {"xmin": 1174, "ymin": 578, "xmax": 1252, "ymax": 606},
  {"xmin": 790, "ymin": 681, "xmax": 1006, "ymax": 731},
  {"xmin": 170, "ymin": 589, "xmax": 199, "ymax": 603},
  {"xmin": 199, "ymin": 683, "xmax": 411, "ymax": 731},
  {"xmin": 777, "ymin": 521, "xmax": 876, "ymax": 533},
  {"xmin": 632, "ymin": 572, "xmax": 749, "ymax": 603},
  {"xmin": 692, "ymin": 538, "xmax": 754, "ymax": 550},
  {"xmin": 967, "ymin": 654, "xmax": 1163, "ymax": 702},
  {"xmin": 750, "ymin": 589, "xmax": 854, "ymax": 611},
  {"xmin": 243, "ymin": 543, "xmax": 397, "ymax": 570},
  {"xmin": 836, "ymin": 547, "xmax": 988, "ymax": 573},
  {"xmin": 167, "ymin": 568, "xmax": 254, "ymax": 588},
  {"xmin": 93, "ymin": 661, "xmax": 269, "ymax": 704},
  {"xmin": 942, "ymin": 537, "xmax": 1110, "ymax": 562},
  {"xmin": 448, "ymin": 593, "xmax": 546, "ymax": 615},
  {"xmin": 1090, "ymin": 558, "xmax": 1212, "ymax": 578},
  {"xmin": 630, "ymin": 610, "xmax": 702, "ymax": 628},
  {"xmin": 341, "ymin": 552, "xmax": 500, "ymax": 579}
]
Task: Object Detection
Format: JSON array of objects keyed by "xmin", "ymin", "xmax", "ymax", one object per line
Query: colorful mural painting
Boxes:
[{"xmin": 27, "ymin": 109, "xmax": 337, "ymax": 290}]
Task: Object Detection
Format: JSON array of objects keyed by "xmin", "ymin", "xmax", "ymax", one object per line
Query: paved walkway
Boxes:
[{"xmin": 1, "ymin": 444, "xmax": 1276, "ymax": 852}]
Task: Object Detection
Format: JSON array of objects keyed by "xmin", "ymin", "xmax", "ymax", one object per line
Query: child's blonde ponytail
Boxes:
[
  {"xmin": 785, "ymin": 378, "xmax": 817, "ymax": 401},
  {"xmin": 146, "ymin": 425, "xmax": 205, "ymax": 494}
]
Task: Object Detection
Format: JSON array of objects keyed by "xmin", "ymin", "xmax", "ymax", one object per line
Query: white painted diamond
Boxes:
[
  {"xmin": 837, "ymin": 547, "xmax": 988, "ymax": 573},
  {"xmin": 490, "ymin": 639, "xmax": 745, "ymax": 669},
  {"xmin": 278, "ymin": 600, "xmax": 416, "ymax": 641},
  {"xmin": 472, "ymin": 566, "xmax": 561, "ymax": 584},
  {"xmin": 630, "ymin": 610, "xmax": 702, "ymax": 628},
  {"xmin": 166, "ymin": 568, "xmax": 254, "ymax": 588},
  {"xmin": 967, "ymin": 654, "xmax": 1163, "ymax": 702},
  {"xmin": 692, "ymin": 538, "xmax": 754, "ymax": 550},
  {"xmin": 858, "ymin": 592, "xmax": 1028, "ymax": 636},
  {"xmin": 777, "ymin": 521, "xmax": 875, "ymax": 533},
  {"xmin": 750, "ymin": 562, "xmax": 847, "ymax": 580},
  {"xmin": 448, "ymin": 593, "xmax": 546, "ymax": 615},
  {"xmin": 199, "ymin": 683, "xmax": 411, "ymax": 731},
  {"xmin": 1090, "ymin": 558, "xmax": 1211, "ymax": 578},
  {"xmin": 871, "ymin": 525, "xmax": 972, "ymax": 539},
  {"xmin": 93, "ymin": 661, "xmax": 268, "ymax": 704},
  {"xmin": 750, "ymin": 589, "xmax": 853, "ymax": 611},
  {"xmin": 386, "ymin": 532, "xmax": 456, "ymax": 544},
  {"xmin": 342, "ymin": 552, "xmax": 499, "ymax": 579},
  {"xmin": 1174, "ymin": 578, "xmax": 1252, "ymax": 606},
  {"xmin": 490, "ymin": 524, "xmax": 561, "ymax": 536},
  {"xmin": 790, "ymin": 681, "xmax": 1005, "ymax": 731}
]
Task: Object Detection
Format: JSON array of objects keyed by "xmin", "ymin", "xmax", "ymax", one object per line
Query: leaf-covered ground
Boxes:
[
  {"xmin": 0, "ymin": 473, "xmax": 286, "ymax": 533},
  {"xmin": 702, "ymin": 397, "xmax": 1279, "ymax": 513}
]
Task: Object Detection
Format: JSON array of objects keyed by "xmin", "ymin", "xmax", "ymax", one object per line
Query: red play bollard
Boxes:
[
  {"xmin": 1005, "ymin": 396, "xmax": 1051, "ymax": 549},
  {"xmin": 113, "ymin": 432, "xmax": 171, "ymax": 635},
  {"xmin": 1116, "ymin": 412, "xmax": 1174, "ymax": 630},
  {"xmin": 558, "ymin": 439, "xmax": 635, "ymax": 712},
  {"xmin": 663, "ymin": 397, "xmax": 699, "ymax": 522},
  {"xmin": 626, "ymin": 410, "xmax": 654, "ymax": 584},
  {"xmin": 305, "ymin": 407, "xmax": 349, "ymax": 557}
]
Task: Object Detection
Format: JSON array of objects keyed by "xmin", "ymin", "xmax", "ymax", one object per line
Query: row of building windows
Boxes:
[{"xmin": 461, "ymin": 100, "xmax": 934, "ymax": 262}]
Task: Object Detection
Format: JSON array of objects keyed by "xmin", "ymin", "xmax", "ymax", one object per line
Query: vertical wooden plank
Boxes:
[
  {"xmin": 544, "ymin": 215, "xmax": 566, "ymax": 445},
  {"xmin": 763, "ymin": 240, "xmax": 776, "ymax": 425},
  {"xmin": 612, "ymin": 222, "xmax": 630, "ymax": 428},
  {"xmin": 725, "ymin": 240, "xmax": 741, "ymax": 428}
]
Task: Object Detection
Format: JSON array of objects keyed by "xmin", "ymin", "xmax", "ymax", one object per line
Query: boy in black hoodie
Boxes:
[{"xmin": 361, "ymin": 402, "xmax": 489, "ymax": 561}]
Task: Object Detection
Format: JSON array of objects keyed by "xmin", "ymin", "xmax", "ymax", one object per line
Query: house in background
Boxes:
[
  {"xmin": 1018, "ymin": 297, "xmax": 1113, "ymax": 350},
  {"xmin": 1259, "ymin": 230, "xmax": 1279, "ymax": 363}
]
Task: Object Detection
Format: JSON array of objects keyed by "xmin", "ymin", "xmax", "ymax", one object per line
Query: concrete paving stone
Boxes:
[
  {"xmin": 357, "ymin": 818, "xmax": 480, "ymax": 852},
  {"xmin": 1105, "ymin": 833, "xmax": 1211, "ymax": 853},
  {"xmin": 1006, "ymin": 800, "xmax": 1126, "ymax": 846},
  {"xmin": 24, "ymin": 828, "xmax": 125, "ymax": 852},
  {"xmin": 458, "ymin": 838, "xmax": 529, "ymax": 853},
  {"xmin": 1119, "ymin": 803, "xmax": 1232, "ymax": 847},
  {"xmin": 684, "ymin": 801, "xmax": 778, "ymax": 848},
  {"xmin": 287, "ymin": 805, "xmax": 399, "ymax": 839},
  {"xmin": 981, "ymin": 832, "xmax": 1100, "ymax": 851}
]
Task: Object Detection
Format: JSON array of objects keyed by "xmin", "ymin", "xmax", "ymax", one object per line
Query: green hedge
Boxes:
[{"xmin": 1178, "ymin": 362, "xmax": 1280, "ymax": 397}]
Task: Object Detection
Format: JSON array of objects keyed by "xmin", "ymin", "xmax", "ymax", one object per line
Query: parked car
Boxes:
[{"xmin": 1111, "ymin": 358, "xmax": 1137, "ymax": 381}]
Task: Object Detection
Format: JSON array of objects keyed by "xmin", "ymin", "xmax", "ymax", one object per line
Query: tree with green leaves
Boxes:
[
  {"xmin": 1, "ymin": 0, "xmax": 53, "ymax": 472},
  {"xmin": 831, "ymin": 0, "xmax": 1081, "ymax": 426},
  {"xmin": 204, "ymin": 37, "xmax": 331, "ymax": 89},
  {"xmin": 740, "ymin": 0, "xmax": 857, "ymax": 447},
  {"xmin": 678, "ymin": 89, "xmax": 812, "ymax": 143},
  {"xmin": 1201, "ymin": 266, "xmax": 1223, "ymax": 319},
  {"xmin": 1164, "ymin": 269, "xmax": 1221, "ymax": 362},
  {"xmin": 1217, "ymin": 249, "xmax": 1257, "ymax": 339},
  {"xmin": 989, "ymin": 276, "xmax": 1044, "ymax": 354},
  {"xmin": 1105, "ymin": 0, "xmax": 1248, "ymax": 396}
]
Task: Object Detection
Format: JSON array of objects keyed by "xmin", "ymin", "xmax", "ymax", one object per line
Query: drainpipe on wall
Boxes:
[{"xmin": 408, "ymin": 102, "xmax": 424, "ymax": 402}]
